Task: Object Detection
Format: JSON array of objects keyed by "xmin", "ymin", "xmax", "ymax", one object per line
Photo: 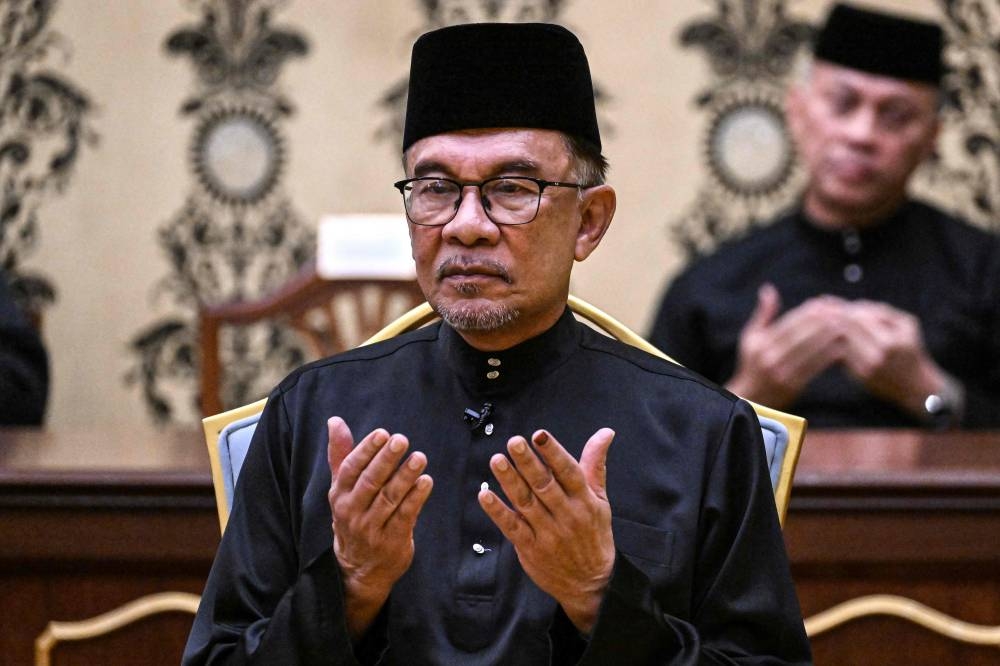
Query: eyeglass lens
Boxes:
[{"xmin": 402, "ymin": 178, "xmax": 542, "ymax": 226}]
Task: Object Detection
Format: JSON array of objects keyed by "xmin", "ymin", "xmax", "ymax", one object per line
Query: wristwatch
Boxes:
[{"xmin": 923, "ymin": 380, "xmax": 965, "ymax": 430}]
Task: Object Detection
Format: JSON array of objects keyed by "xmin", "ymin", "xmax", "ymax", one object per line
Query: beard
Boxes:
[
  {"xmin": 431, "ymin": 256, "xmax": 520, "ymax": 331},
  {"xmin": 434, "ymin": 282, "xmax": 520, "ymax": 332}
]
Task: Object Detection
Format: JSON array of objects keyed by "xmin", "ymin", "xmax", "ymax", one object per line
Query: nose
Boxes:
[
  {"xmin": 841, "ymin": 107, "xmax": 878, "ymax": 145},
  {"xmin": 441, "ymin": 185, "xmax": 501, "ymax": 246}
]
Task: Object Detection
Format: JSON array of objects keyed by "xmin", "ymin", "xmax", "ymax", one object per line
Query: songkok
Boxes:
[
  {"xmin": 814, "ymin": 3, "xmax": 944, "ymax": 85},
  {"xmin": 402, "ymin": 22, "xmax": 601, "ymax": 152}
]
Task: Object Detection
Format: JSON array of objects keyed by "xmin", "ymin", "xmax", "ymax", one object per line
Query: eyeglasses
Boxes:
[{"xmin": 393, "ymin": 176, "xmax": 594, "ymax": 226}]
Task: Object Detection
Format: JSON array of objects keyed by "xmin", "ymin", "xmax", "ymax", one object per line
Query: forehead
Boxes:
[
  {"xmin": 810, "ymin": 62, "xmax": 938, "ymax": 107},
  {"xmin": 404, "ymin": 128, "xmax": 571, "ymax": 176}
]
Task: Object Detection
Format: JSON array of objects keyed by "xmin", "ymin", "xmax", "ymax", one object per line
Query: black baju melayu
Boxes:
[
  {"xmin": 185, "ymin": 309, "xmax": 811, "ymax": 665},
  {"xmin": 0, "ymin": 271, "xmax": 48, "ymax": 426},
  {"xmin": 650, "ymin": 200, "xmax": 1000, "ymax": 429}
]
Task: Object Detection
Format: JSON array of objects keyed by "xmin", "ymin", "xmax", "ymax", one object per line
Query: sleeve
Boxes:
[
  {"xmin": 647, "ymin": 269, "xmax": 714, "ymax": 378},
  {"xmin": 573, "ymin": 400, "xmax": 812, "ymax": 665},
  {"xmin": 183, "ymin": 391, "xmax": 387, "ymax": 665},
  {"xmin": 959, "ymin": 233, "xmax": 1000, "ymax": 428},
  {"xmin": 0, "ymin": 275, "xmax": 48, "ymax": 426}
]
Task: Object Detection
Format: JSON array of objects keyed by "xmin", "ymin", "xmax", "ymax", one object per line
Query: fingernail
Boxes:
[
  {"xmin": 534, "ymin": 431, "xmax": 549, "ymax": 446},
  {"xmin": 494, "ymin": 456, "xmax": 510, "ymax": 471},
  {"xmin": 481, "ymin": 491, "xmax": 494, "ymax": 504},
  {"xmin": 407, "ymin": 454, "xmax": 422, "ymax": 470},
  {"xmin": 389, "ymin": 436, "xmax": 405, "ymax": 453},
  {"xmin": 510, "ymin": 439, "xmax": 526, "ymax": 455},
  {"xmin": 373, "ymin": 432, "xmax": 389, "ymax": 447}
]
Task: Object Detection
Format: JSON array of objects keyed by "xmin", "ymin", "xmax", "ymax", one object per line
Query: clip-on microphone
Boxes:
[{"xmin": 463, "ymin": 402, "xmax": 494, "ymax": 432}]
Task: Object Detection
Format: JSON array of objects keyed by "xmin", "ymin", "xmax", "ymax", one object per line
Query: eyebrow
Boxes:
[{"xmin": 411, "ymin": 159, "xmax": 542, "ymax": 179}]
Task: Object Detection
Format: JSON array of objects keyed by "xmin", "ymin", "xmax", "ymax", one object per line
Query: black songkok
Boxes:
[
  {"xmin": 402, "ymin": 22, "xmax": 601, "ymax": 152},
  {"xmin": 814, "ymin": 3, "xmax": 944, "ymax": 85}
]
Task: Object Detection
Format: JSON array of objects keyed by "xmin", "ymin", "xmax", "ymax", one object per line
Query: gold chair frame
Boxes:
[{"xmin": 34, "ymin": 591, "xmax": 201, "ymax": 666}]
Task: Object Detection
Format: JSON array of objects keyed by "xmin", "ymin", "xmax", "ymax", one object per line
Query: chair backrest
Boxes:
[
  {"xmin": 202, "ymin": 295, "xmax": 806, "ymax": 533},
  {"xmin": 198, "ymin": 264, "xmax": 424, "ymax": 416}
]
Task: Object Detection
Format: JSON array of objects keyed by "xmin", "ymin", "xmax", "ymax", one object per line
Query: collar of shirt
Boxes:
[{"xmin": 440, "ymin": 306, "xmax": 580, "ymax": 397}]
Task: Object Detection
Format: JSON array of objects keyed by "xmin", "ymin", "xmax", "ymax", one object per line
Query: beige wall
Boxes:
[{"xmin": 27, "ymin": 0, "xmax": 941, "ymax": 426}]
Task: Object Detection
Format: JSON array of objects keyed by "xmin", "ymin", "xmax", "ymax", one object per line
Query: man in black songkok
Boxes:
[
  {"xmin": 186, "ymin": 21, "xmax": 810, "ymax": 665},
  {"xmin": 651, "ymin": 3, "xmax": 1000, "ymax": 429}
]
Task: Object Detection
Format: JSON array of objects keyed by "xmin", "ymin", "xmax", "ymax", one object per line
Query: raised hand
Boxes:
[
  {"xmin": 327, "ymin": 417, "xmax": 433, "ymax": 639},
  {"xmin": 726, "ymin": 284, "xmax": 849, "ymax": 407},
  {"xmin": 478, "ymin": 428, "xmax": 615, "ymax": 634},
  {"xmin": 840, "ymin": 300, "xmax": 952, "ymax": 418}
]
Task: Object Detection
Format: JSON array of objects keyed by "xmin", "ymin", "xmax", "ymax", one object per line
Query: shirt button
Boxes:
[
  {"xmin": 843, "ymin": 232, "xmax": 862, "ymax": 255},
  {"xmin": 480, "ymin": 481, "xmax": 489, "ymax": 492},
  {"xmin": 472, "ymin": 543, "xmax": 486, "ymax": 555},
  {"xmin": 487, "ymin": 358, "xmax": 501, "ymax": 367},
  {"xmin": 486, "ymin": 370, "xmax": 500, "ymax": 380},
  {"xmin": 484, "ymin": 423, "xmax": 494, "ymax": 435},
  {"xmin": 843, "ymin": 263, "xmax": 863, "ymax": 283}
]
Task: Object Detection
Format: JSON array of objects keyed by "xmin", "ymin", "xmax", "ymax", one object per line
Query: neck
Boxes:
[
  {"xmin": 802, "ymin": 190, "xmax": 906, "ymax": 231},
  {"xmin": 453, "ymin": 305, "xmax": 565, "ymax": 352}
]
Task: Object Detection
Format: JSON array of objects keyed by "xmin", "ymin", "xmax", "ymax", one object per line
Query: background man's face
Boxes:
[
  {"xmin": 403, "ymin": 128, "xmax": 585, "ymax": 347},
  {"xmin": 787, "ymin": 62, "xmax": 940, "ymax": 223}
]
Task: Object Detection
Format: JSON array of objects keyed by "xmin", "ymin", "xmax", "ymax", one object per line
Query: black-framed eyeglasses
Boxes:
[{"xmin": 393, "ymin": 176, "xmax": 595, "ymax": 227}]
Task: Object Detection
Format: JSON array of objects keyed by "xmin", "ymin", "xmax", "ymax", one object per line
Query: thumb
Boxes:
[
  {"xmin": 326, "ymin": 416, "xmax": 355, "ymax": 478},
  {"xmin": 579, "ymin": 428, "xmax": 615, "ymax": 500},
  {"xmin": 746, "ymin": 283, "xmax": 781, "ymax": 331}
]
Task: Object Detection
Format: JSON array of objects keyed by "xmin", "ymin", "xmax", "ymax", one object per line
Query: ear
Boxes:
[{"xmin": 574, "ymin": 185, "xmax": 616, "ymax": 262}]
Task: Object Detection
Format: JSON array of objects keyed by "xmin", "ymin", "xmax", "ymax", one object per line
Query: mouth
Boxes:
[{"xmin": 437, "ymin": 258, "xmax": 512, "ymax": 284}]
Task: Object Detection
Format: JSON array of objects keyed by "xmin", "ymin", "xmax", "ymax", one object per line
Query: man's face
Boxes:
[
  {"xmin": 787, "ymin": 62, "xmax": 940, "ymax": 225},
  {"xmin": 402, "ymin": 128, "xmax": 612, "ymax": 350}
]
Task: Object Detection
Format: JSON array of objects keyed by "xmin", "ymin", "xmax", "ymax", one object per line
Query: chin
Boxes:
[{"xmin": 434, "ymin": 298, "xmax": 520, "ymax": 332}]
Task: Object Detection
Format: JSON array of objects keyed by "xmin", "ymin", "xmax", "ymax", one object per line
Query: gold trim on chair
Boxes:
[
  {"xmin": 804, "ymin": 594, "xmax": 1000, "ymax": 647},
  {"xmin": 34, "ymin": 591, "xmax": 201, "ymax": 666},
  {"xmin": 202, "ymin": 397, "xmax": 268, "ymax": 533}
]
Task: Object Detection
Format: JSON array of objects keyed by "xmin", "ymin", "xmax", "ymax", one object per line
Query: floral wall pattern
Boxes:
[
  {"xmin": 126, "ymin": 0, "xmax": 312, "ymax": 421},
  {"xmin": 0, "ymin": 0, "xmax": 94, "ymax": 314}
]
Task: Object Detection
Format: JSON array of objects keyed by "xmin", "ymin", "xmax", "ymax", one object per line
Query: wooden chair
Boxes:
[
  {"xmin": 202, "ymin": 295, "xmax": 807, "ymax": 533},
  {"xmin": 198, "ymin": 264, "xmax": 424, "ymax": 415}
]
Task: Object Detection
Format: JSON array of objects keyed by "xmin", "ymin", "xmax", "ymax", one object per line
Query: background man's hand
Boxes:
[
  {"xmin": 478, "ymin": 428, "xmax": 615, "ymax": 635},
  {"xmin": 327, "ymin": 417, "xmax": 433, "ymax": 640},
  {"xmin": 726, "ymin": 284, "xmax": 848, "ymax": 408},
  {"xmin": 840, "ymin": 300, "xmax": 951, "ymax": 418}
]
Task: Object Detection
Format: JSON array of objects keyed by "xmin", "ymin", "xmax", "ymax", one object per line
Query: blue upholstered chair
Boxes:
[{"xmin": 201, "ymin": 295, "xmax": 806, "ymax": 534}]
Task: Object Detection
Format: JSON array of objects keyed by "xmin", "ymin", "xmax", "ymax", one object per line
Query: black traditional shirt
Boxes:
[
  {"xmin": 649, "ymin": 200, "xmax": 1000, "ymax": 428},
  {"xmin": 0, "ymin": 271, "xmax": 48, "ymax": 426},
  {"xmin": 185, "ymin": 309, "xmax": 811, "ymax": 664}
]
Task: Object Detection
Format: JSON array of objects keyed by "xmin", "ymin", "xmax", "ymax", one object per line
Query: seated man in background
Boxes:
[
  {"xmin": 185, "ymin": 22, "xmax": 810, "ymax": 665},
  {"xmin": 650, "ymin": 3, "xmax": 1000, "ymax": 429},
  {"xmin": 0, "ymin": 269, "xmax": 49, "ymax": 426}
]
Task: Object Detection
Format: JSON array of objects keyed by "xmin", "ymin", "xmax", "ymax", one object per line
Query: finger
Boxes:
[
  {"xmin": 528, "ymin": 430, "xmax": 589, "ymax": 496},
  {"xmin": 351, "ymin": 434, "xmax": 413, "ymax": 509},
  {"xmin": 478, "ymin": 486, "xmax": 534, "ymax": 546},
  {"xmin": 489, "ymin": 446, "xmax": 549, "ymax": 521},
  {"xmin": 327, "ymin": 417, "xmax": 355, "ymax": 479},
  {"xmin": 331, "ymin": 428, "xmax": 391, "ymax": 494},
  {"xmin": 745, "ymin": 283, "xmax": 781, "ymax": 332},
  {"xmin": 368, "ymin": 451, "xmax": 429, "ymax": 526},
  {"xmin": 384, "ymin": 474, "xmax": 434, "ymax": 537},
  {"xmin": 506, "ymin": 435, "xmax": 563, "ymax": 509},
  {"xmin": 579, "ymin": 428, "xmax": 615, "ymax": 501}
]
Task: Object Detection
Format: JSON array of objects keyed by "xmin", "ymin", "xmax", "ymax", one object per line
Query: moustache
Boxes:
[{"xmin": 436, "ymin": 257, "xmax": 512, "ymax": 284}]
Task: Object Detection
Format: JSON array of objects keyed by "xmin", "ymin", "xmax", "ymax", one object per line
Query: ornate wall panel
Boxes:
[
  {"xmin": 126, "ymin": 0, "xmax": 312, "ymax": 422},
  {"xmin": 0, "ymin": 0, "xmax": 94, "ymax": 313}
]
